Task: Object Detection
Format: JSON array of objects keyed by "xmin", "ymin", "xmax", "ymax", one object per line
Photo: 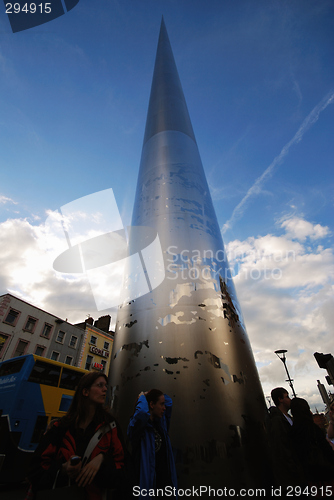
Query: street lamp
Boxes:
[{"xmin": 274, "ymin": 349, "xmax": 297, "ymax": 397}]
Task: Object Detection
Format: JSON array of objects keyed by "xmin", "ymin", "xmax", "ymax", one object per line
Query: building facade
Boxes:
[
  {"xmin": 75, "ymin": 318, "xmax": 114, "ymax": 374},
  {"xmin": 0, "ymin": 294, "xmax": 84, "ymax": 366}
]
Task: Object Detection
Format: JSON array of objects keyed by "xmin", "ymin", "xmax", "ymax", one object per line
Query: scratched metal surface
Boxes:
[{"xmin": 109, "ymin": 19, "xmax": 269, "ymax": 489}]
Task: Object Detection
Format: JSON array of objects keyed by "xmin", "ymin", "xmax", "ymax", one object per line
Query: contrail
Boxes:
[{"xmin": 222, "ymin": 90, "xmax": 334, "ymax": 234}]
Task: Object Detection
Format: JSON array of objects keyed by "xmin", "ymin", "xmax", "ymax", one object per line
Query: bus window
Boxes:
[
  {"xmin": 59, "ymin": 394, "xmax": 72, "ymax": 412},
  {"xmin": 0, "ymin": 358, "xmax": 25, "ymax": 377},
  {"xmin": 28, "ymin": 360, "xmax": 60, "ymax": 387},
  {"xmin": 31, "ymin": 415, "xmax": 48, "ymax": 443},
  {"xmin": 60, "ymin": 367, "xmax": 85, "ymax": 390}
]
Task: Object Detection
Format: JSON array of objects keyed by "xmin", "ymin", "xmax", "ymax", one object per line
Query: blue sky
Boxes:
[{"xmin": 0, "ymin": 0, "xmax": 333, "ymax": 409}]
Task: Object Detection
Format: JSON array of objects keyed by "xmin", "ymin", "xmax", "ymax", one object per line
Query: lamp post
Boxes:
[{"xmin": 274, "ymin": 349, "xmax": 297, "ymax": 397}]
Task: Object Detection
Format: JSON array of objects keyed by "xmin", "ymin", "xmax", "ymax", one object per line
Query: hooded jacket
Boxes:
[{"xmin": 127, "ymin": 394, "xmax": 177, "ymax": 496}]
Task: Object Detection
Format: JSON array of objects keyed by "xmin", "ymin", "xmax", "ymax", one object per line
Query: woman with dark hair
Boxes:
[
  {"xmin": 27, "ymin": 371, "xmax": 125, "ymax": 500},
  {"xmin": 127, "ymin": 389, "xmax": 177, "ymax": 496},
  {"xmin": 290, "ymin": 397, "xmax": 334, "ymax": 486}
]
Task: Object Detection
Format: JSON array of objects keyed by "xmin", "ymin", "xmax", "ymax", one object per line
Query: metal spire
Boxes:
[
  {"xmin": 143, "ymin": 17, "xmax": 196, "ymax": 145},
  {"xmin": 109, "ymin": 19, "xmax": 269, "ymax": 490}
]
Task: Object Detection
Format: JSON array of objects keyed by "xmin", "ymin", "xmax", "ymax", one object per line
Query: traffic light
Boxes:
[
  {"xmin": 314, "ymin": 352, "xmax": 334, "ymax": 386},
  {"xmin": 314, "ymin": 352, "xmax": 333, "ymax": 369}
]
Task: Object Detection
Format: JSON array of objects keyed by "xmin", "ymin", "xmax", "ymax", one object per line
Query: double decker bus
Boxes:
[{"xmin": 0, "ymin": 354, "xmax": 88, "ymax": 482}]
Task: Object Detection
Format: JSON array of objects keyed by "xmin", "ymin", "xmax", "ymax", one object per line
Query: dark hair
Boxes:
[
  {"xmin": 271, "ymin": 387, "xmax": 288, "ymax": 407},
  {"xmin": 61, "ymin": 371, "xmax": 112, "ymax": 428},
  {"xmin": 145, "ymin": 389, "xmax": 164, "ymax": 407},
  {"xmin": 290, "ymin": 397, "xmax": 313, "ymax": 424}
]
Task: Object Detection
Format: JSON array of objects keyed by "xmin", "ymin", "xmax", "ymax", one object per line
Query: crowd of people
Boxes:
[{"xmin": 25, "ymin": 374, "xmax": 334, "ymax": 499}]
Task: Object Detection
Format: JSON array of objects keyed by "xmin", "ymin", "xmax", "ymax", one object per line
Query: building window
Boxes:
[
  {"xmin": 24, "ymin": 316, "xmax": 38, "ymax": 333},
  {"xmin": 3, "ymin": 308, "xmax": 20, "ymax": 326},
  {"xmin": 69, "ymin": 335, "xmax": 78, "ymax": 348},
  {"xmin": 90, "ymin": 336, "xmax": 97, "ymax": 345},
  {"xmin": 85, "ymin": 355, "xmax": 93, "ymax": 370},
  {"xmin": 41, "ymin": 323, "xmax": 52, "ymax": 339},
  {"xmin": 101, "ymin": 359, "xmax": 107, "ymax": 372},
  {"xmin": 51, "ymin": 351, "xmax": 59, "ymax": 361},
  {"xmin": 103, "ymin": 341, "xmax": 109, "ymax": 351},
  {"xmin": 34, "ymin": 345, "xmax": 45, "ymax": 356},
  {"xmin": 65, "ymin": 356, "xmax": 73, "ymax": 366},
  {"xmin": 0, "ymin": 333, "xmax": 9, "ymax": 357},
  {"xmin": 13, "ymin": 339, "xmax": 29, "ymax": 357},
  {"xmin": 56, "ymin": 331, "xmax": 65, "ymax": 344}
]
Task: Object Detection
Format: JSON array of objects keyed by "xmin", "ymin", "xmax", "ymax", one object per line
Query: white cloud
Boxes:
[
  {"xmin": 0, "ymin": 217, "xmax": 118, "ymax": 326},
  {"xmin": 0, "ymin": 195, "xmax": 17, "ymax": 205},
  {"xmin": 281, "ymin": 216, "xmax": 329, "ymax": 241},
  {"xmin": 226, "ymin": 216, "xmax": 334, "ymax": 410},
  {"xmin": 0, "ymin": 196, "xmax": 150, "ymax": 329}
]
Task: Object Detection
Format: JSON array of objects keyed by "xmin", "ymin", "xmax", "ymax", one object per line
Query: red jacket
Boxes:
[{"xmin": 28, "ymin": 419, "xmax": 125, "ymax": 500}]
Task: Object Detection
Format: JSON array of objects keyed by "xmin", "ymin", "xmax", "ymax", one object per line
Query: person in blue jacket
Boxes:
[{"xmin": 127, "ymin": 389, "xmax": 177, "ymax": 496}]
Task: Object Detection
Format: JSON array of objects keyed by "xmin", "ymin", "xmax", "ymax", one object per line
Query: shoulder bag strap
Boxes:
[{"xmin": 82, "ymin": 422, "xmax": 116, "ymax": 465}]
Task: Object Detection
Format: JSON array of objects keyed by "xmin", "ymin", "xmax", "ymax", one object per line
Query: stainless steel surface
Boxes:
[
  {"xmin": 109, "ymin": 19, "xmax": 269, "ymax": 490},
  {"xmin": 143, "ymin": 19, "xmax": 196, "ymax": 145}
]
